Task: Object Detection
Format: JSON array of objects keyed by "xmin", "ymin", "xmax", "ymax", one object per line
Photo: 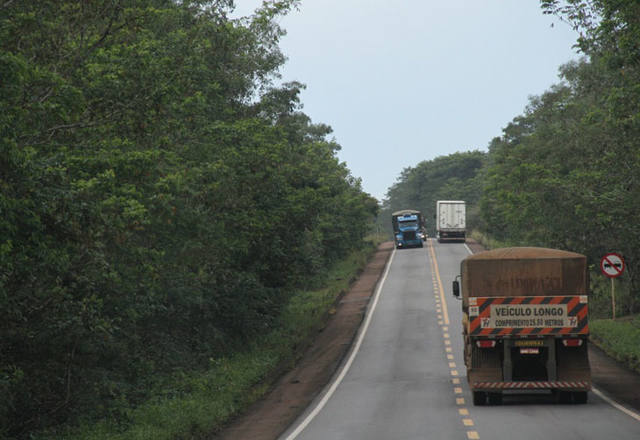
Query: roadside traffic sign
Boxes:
[{"xmin": 600, "ymin": 253, "xmax": 625, "ymax": 278}]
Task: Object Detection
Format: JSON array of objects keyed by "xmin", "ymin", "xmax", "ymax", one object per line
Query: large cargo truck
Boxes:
[
  {"xmin": 436, "ymin": 200, "xmax": 465, "ymax": 242},
  {"xmin": 391, "ymin": 210, "xmax": 425, "ymax": 249},
  {"xmin": 452, "ymin": 247, "xmax": 591, "ymax": 405}
]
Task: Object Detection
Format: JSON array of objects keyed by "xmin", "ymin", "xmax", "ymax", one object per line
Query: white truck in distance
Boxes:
[{"xmin": 436, "ymin": 200, "xmax": 466, "ymax": 242}]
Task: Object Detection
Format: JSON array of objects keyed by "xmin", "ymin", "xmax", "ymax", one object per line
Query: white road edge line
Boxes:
[
  {"xmin": 281, "ymin": 248, "xmax": 397, "ymax": 440},
  {"xmin": 465, "ymin": 241, "xmax": 640, "ymax": 423},
  {"xmin": 592, "ymin": 387, "xmax": 640, "ymax": 422}
]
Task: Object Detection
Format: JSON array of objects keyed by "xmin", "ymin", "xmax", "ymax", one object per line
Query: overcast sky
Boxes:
[{"xmin": 232, "ymin": 1, "xmax": 581, "ymax": 201}]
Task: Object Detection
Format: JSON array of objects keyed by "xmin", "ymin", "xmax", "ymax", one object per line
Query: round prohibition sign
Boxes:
[{"xmin": 601, "ymin": 253, "xmax": 625, "ymax": 278}]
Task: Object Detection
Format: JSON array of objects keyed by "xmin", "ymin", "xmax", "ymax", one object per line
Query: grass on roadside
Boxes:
[
  {"xmin": 44, "ymin": 240, "xmax": 381, "ymax": 440},
  {"xmin": 590, "ymin": 315, "xmax": 640, "ymax": 374},
  {"xmin": 468, "ymin": 230, "xmax": 511, "ymax": 250}
]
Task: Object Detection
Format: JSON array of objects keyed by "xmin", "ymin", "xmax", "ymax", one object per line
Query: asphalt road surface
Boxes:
[{"xmin": 279, "ymin": 239, "xmax": 640, "ymax": 440}]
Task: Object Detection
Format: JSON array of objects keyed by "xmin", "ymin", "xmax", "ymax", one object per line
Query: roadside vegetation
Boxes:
[
  {"xmin": 382, "ymin": 0, "xmax": 640, "ymax": 371},
  {"xmin": 39, "ymin": 241, "xmax": 379, "ymax": 440},
  {"xmin": 590, "ymin": 316, "xmax": 640, "ymax": 375},
  {"xmin": 1, "ymin": 1, "xmax": 379, "ymax": 438}
]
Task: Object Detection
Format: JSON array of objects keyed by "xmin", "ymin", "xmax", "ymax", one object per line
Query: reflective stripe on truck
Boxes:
[
  {"xmin": 469, "ymin": 295, "xmax": 589, "ymax": 336},
  {"xmin": 473, "ymin": 381, "xmax": 590, "ymax": 391}
]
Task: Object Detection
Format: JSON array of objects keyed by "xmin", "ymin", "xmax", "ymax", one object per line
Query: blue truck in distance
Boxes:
[{"xmin": 392, "ymin": 210, "xmax": 425, "ymax": 249}]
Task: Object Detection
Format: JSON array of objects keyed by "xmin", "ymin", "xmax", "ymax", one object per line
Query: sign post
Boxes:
[
  {"xmin": 600, "ymin": 253, "xmax": 625, "ymax": 320},
  {"xmin": 611, "ymin": 278, "xmax": 615, "ymax": 320}
]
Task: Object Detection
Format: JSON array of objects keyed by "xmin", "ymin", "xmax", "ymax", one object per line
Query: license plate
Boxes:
[
  {"xmin": 520, "ymin": 348, "xmax": 540, "ymax": 355},
  {"xmin": 514, "ymin": 340, "xmax": 544, "ymax": 347}
]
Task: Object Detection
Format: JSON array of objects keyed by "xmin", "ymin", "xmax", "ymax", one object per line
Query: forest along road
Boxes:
[{"xmin": 279, "ymin": 240, "xmax": 640, "ymax": 440}]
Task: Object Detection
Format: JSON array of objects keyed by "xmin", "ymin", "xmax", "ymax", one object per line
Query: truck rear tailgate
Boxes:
[{"xmin": 469, "ymin": 295, "xmax": 588, "ymax": 337}]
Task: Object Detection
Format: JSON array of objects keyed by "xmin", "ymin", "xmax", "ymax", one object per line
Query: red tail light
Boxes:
[
  {"xmin": 562, "ymin": 339, "xmax": 583, "ymax": 347},
  {"xmin": 476, "ymin": 340, "xmax": 496, "ymax": 348}
]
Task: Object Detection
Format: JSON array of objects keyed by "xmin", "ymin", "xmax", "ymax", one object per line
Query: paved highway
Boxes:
[{"xmin": 279, "ymin": 240, "xmax": 640, "ymax": 440}]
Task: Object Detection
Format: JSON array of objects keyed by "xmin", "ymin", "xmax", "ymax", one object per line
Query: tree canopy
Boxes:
[{"xmin": 0, "ymin": 1, "xmax": 376, "ymax": 437}]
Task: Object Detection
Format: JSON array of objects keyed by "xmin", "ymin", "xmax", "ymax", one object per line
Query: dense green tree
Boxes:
[{"xmin": 0, "ymin": 0, "xmax": 377, "ymax": 437}]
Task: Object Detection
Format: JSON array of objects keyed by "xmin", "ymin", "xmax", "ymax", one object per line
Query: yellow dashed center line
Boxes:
[
  {"xmin": 428, "ymin": 240, "xmax": 450, "ymax": 325},
  {"xmin": 428, "ymin": 239, "xmax": 480, "ymax": 440}
]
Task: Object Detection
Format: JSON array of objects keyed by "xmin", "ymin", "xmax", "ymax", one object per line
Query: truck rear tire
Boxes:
[
  {"xmin": 472, "ymin": 391, "xmax": 487, "ymax": 406},
  {"xmin": 573, "ymin": 391, "xmax": 588, "ymax": 404},
  {"xmin": 557, "ymin": 391, "xmax": 572, "ymax": 404},
  {"xmin": 488, "ymin": 392, "xmax": 503, "ymax": 405}
]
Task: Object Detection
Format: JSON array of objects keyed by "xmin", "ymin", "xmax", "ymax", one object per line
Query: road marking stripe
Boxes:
[
  {"xmin": 281, "ymin": 248, "xmax": 397, "ymax": 440},
  {"xmin": 429, "ymin": 239, "xmax": 450, "ymax": 325},
  {"xmin": 442, "ymin": 242, "xmax": 481, "ymax": 438},
  {"xmin": 593, "ymin": 387, "xmax": 640, "ymax": 422}
]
